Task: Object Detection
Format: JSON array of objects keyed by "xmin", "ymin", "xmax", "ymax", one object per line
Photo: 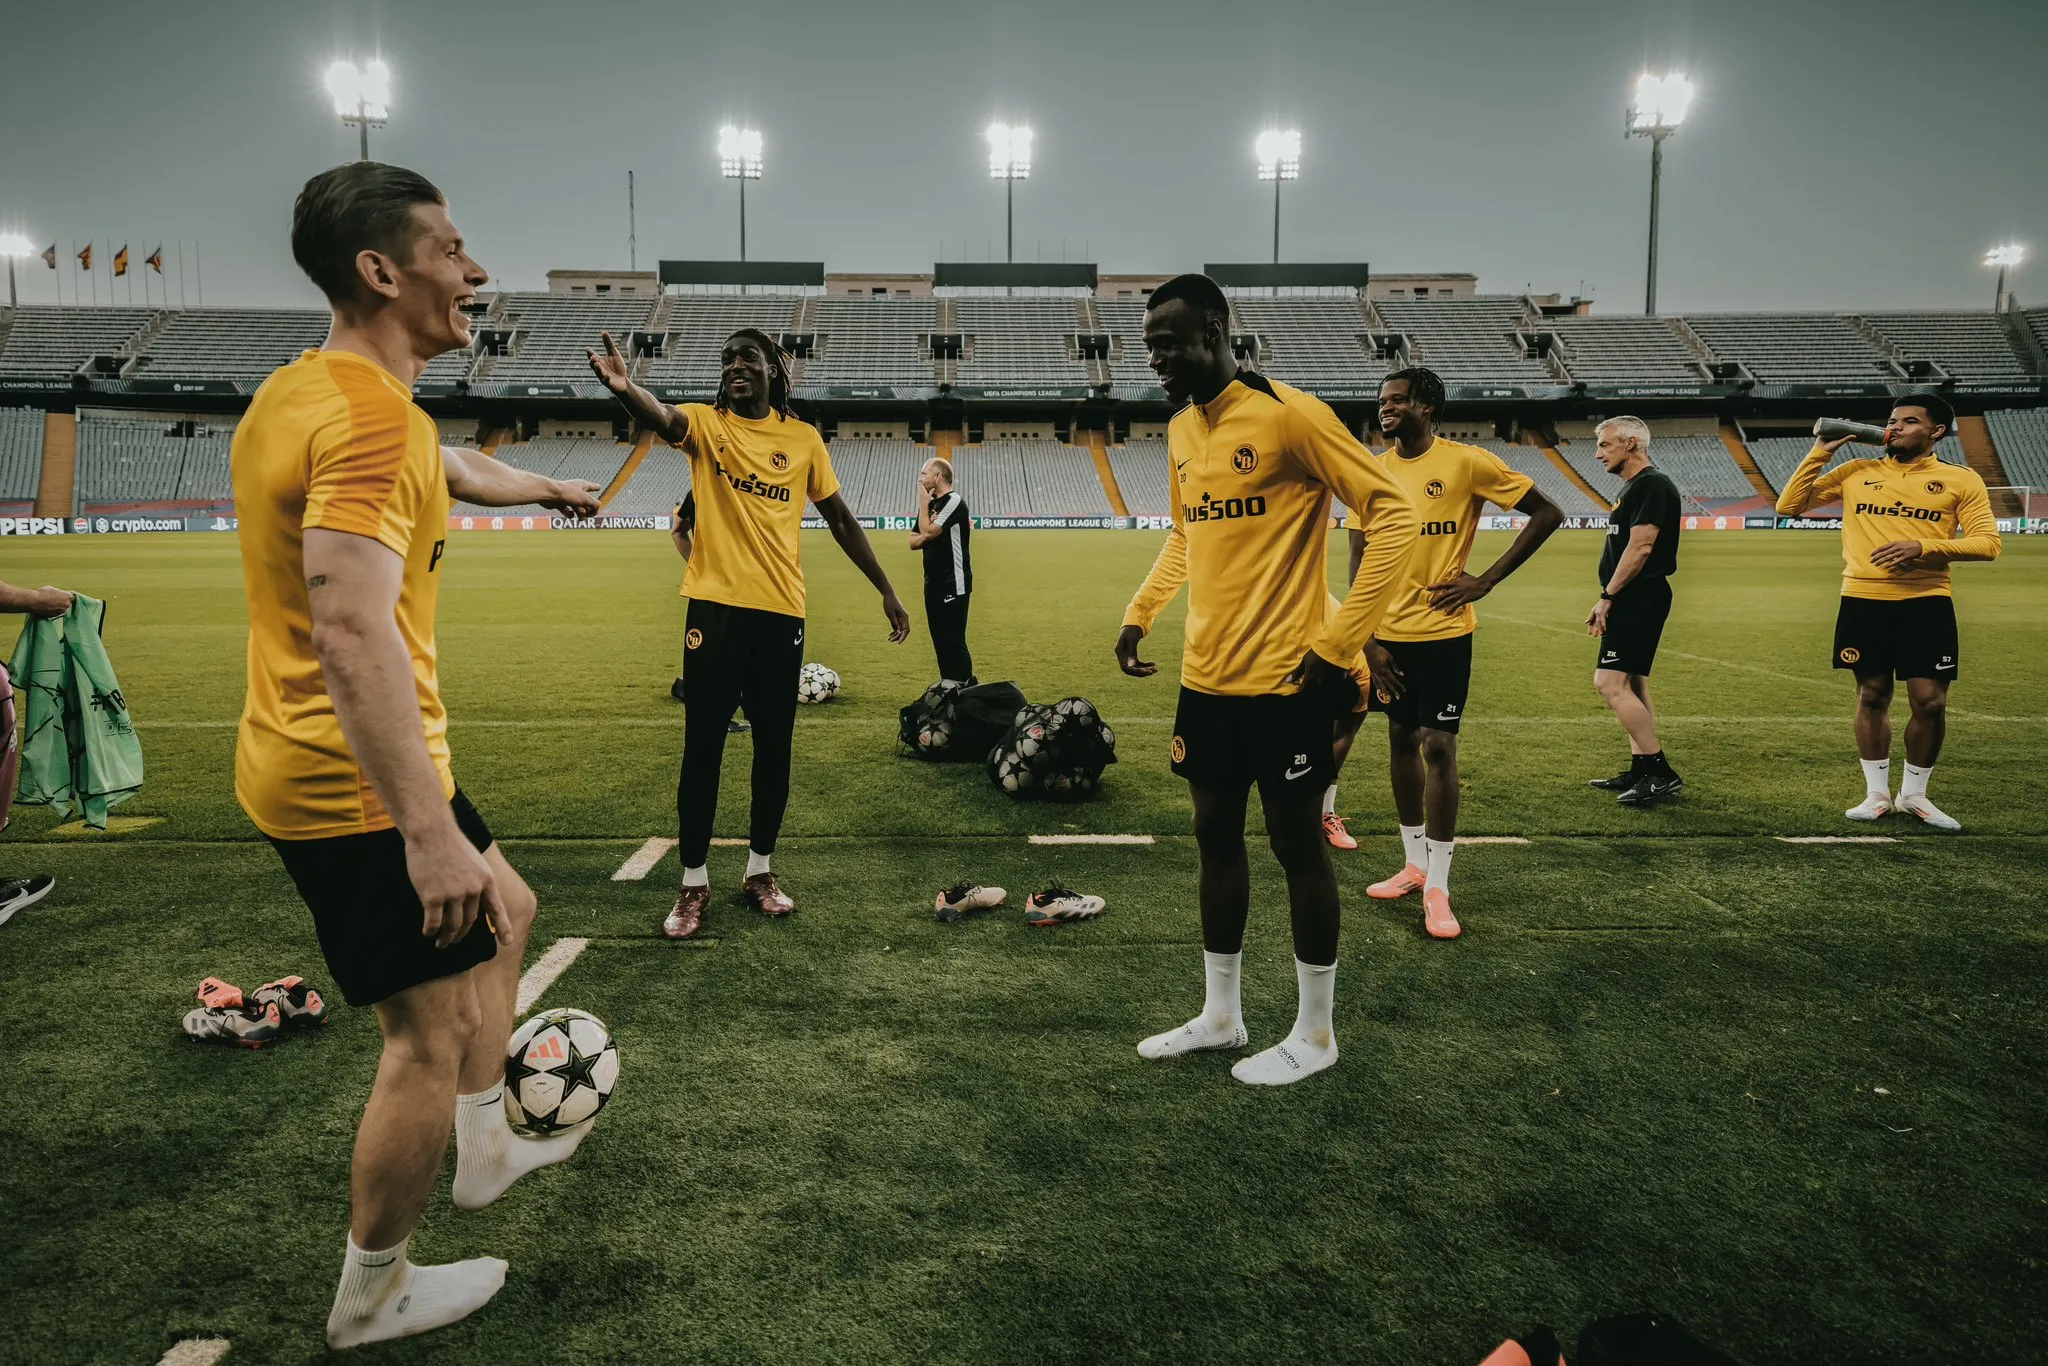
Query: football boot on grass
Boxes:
[
  {"xmin": 182, "ymin": 978, "xmax": 283, "ymax": 1049},
  {"xmin": 254, "ymin": 975, "xmax": 330, "ymax": 1028},
  {"xmin": 934, "ymin": 883, "xmax": 1007, "ymax": 923},
  {"xmin": 1024, "ymin": 887, "xmax": 1105, "ymax": 927}
]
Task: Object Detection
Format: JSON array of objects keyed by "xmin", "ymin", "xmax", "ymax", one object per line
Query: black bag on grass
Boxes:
[
  {"xmin": 899, "ymin": 680, "xmax": 1027, "ymax": 762},
  {"xmin": 987, "ymin": 697, "xmax": 1117, "ymax": 801}
]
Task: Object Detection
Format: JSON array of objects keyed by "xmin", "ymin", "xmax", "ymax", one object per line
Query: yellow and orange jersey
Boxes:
[
  {"xmin": 1776, "ymin": 446, "xmax": 2001, "ymax": 600},
  {"xmin": 1123, "ymin": 373, "xmax": 1419, "ymax": 696},
  {"xmin": 671, "ymin": 404, "xmax": 839, "ymax": 617},
  {"xmin": 232, "ymin": 350, "xmax": 453, "ymax": 839},
  {"xmin": 1371, "ymin": 437, "xmax": 1534, "ymax": 641}
]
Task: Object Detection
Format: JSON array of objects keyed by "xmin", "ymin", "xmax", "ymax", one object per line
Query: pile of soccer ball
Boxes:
[
  {"xmin": 797, "ymin": 662, "xmax": 842, "ymax": 704},
  {"xmin": 505, "ymin": 1007, "xmax": 620, "ymax": 1135},
  {"xmin": 988, "ymin": 697, "xmax": 1118, "ymax": 801},
  {"xmin": 909, "ymin": 679, "xmax": 965, "ymax": 756}
]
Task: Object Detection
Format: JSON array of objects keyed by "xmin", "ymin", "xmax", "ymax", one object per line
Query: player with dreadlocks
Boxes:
[{"xmin": 589, "ymin": 327, "xmax": 910, "ymax": 938}]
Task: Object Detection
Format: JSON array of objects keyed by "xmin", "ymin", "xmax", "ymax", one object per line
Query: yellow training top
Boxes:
[
  {"xmin": 1775, "ymin": 446, "xmax": 2001, "ymax": 600},
  {"xmin": 233, "ymin": 350, "xmax": 453, "ymax": 840},
  {"xmin": 1123, "ymin": 373, "xmax": 1419, "ymax": 696},
  {"xmin": 672, "ymin": 404, "xmax": 840, "ymax": 617},
  {"xmin": 1371, "ymin": 436, "xmax": 1534, "ymax": 641}
]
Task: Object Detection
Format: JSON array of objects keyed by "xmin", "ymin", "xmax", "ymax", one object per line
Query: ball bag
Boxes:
[{"xmin": 987, "ymin": 696, "xmax": 1117, "ymax": 801}]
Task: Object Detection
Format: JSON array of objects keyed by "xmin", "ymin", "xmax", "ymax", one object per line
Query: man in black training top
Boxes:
[
  {"xmin": 908, "ymin": 456, "xmax": 975, "ymax": 683},
  {"xmin": 1585, "ymin": 416, "xmax": 1683, "ymax": 804}
]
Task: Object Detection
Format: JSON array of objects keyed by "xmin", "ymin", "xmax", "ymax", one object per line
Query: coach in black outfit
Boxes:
[
  {"xmin": 1584, "ymin": 415, "xmax": 1684, "ymax": 805},
  {"xmin": 909, "ymin": 456, "xmax": 975, "ymax": 683}
]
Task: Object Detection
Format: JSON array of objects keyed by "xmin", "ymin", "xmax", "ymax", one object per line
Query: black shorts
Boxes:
[
  {"xmin": 1171, "ymin": 686, "xmax": 1340, "ymax": 795},
  {"xmin": 1366, "ymin": 635, "xmax": 1473, "ymax": 734},
  {"xmin": 681, "ymin": 598, "xmax": 806, "ymax": 725},
  {"xmin": 1833, "ymin": 595, "xmax": 1959, "ymax": 681},
  {"xmin": 1595, "ymin": 577, "xmax": 1672, "ymax": 677},
  {"xmin": 268, "ymin": 789, "xmax": 498, "ymax": 1008}
]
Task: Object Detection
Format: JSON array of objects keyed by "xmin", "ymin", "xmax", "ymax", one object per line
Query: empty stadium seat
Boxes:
[
  {"xmin": 600, "ymin": 445, "xmax": 694, "ymax": 518},
  {"xmin": 0, "ymin": 307, "xmax": 157, "ymax": 377},
  {"xmin": 803, "ymin": 297, "xmax": 939, "ymax": 388},
  {"xmin": 0, "ymin": 406, "xmax": 45, "ymax": 502},
  {"xmin": 1680, "ymin": 313, "xmax": 1893, "ymax": 384},
  {"xmin": 489, "ymin": 293, "xmax": 657, "ymax": 383},
  {"xmin": 1860, "ymin": 312, "xmax": 2029, "ymax": 381},
  {"xmin": 1478, "ymin": 441, "xmax": 1606, "ymax": 517},
  {"xmin": 133, "ymin": 308, "xmax": 329, "ymax": 380},
  {"xmin": 649, "ymin": 295, "xmax": 803, "ymax": 390},
  {"xmin": 1985, "ymin": 408, "xmax": 2048, "ymax": 490},
  {"xmin": 1544, "ymin": 315, "xmax": 1705, "ymax": 384},
  {"xmin": 1375, "ymin": 297, "xmax": 1556, "ymax": 386},
  {"xmin": 1109, "ymin": 440, "xmax": 1171, "ymax": 517},
  {"xmin": 75, "ymin": 411, "xmax": 234, "ymax": 510},
  {"xmin": 1232, "ymin": 297, "xmax": 1381, "ymax": 391},
  {"xmin": 955, "ymin": 298, "xmax": 1090, "ymax": 387}
]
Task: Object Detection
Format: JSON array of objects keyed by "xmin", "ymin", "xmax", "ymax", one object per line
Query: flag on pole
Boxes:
[
  {"xmin": 41, "ymin": 244, "xmax": 57, "ymax": 269},
  {"xmin": 146, "ymin": 245, "xmax": 163, "ymax": 274},
  {"xmin": 114, "ymin": 244, "xmax": 129, "ymax": 277},
  {"xmin": 78, "ymin": 243, "xmax": 93, "ymax": 270}
]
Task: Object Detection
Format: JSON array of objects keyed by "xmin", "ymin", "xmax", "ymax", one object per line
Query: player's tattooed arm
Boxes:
[{"xmin": 305, "ymin": 574, "xmax": 329, "ymax": 590}]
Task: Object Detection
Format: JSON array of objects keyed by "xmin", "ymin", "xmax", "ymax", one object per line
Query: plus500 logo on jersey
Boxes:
[
  {"xmin": 715, "ymin": 460, "xmax": 793, "ymax": 504},
  {"xmin": 1852, "ymin": 501, "xmax": 1943, "ymax": 522},
  {"xmin": 1181, "ymin": 491, "xmax": 1269, "ymax": 523},
  {"xmin": 1419, "ymin": 519, "xmax": 1460, "ymax": 536}
]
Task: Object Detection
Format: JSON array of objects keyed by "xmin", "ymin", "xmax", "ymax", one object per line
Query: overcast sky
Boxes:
[{"xmin": 2, "ymin": 0, "xmax": 2041, "ymax": 313}]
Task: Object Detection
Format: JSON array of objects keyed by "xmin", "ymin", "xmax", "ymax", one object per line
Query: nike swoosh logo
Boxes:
[{"xmin": 1284, "ymin": 763, "xmax": 1313, "ymax": 781}]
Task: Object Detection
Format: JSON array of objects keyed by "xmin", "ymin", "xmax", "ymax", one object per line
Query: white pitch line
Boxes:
[
  {"xmin": 611, "ymin": 837, "xmax": 676, "ymax": 881},
  {"xmin": 1028, "ymin": 833, "xmax": 1157, "ymax": 845},
  {"xmin": 158, "ymin": 1340, "xmax": 230, "ymax": 1366},
  {"xmin": 1455, "ymin": 836, "xmax": 1531, "ymax": 845},
  {"xmin": 710, "ymin": 837, "xmax": 751, "ymax": 847},
  {"xmin": 516, "ymin": 937, "xmax": 590, "ymax": 1014},
  {"xmin": 1776, "ymin": 835, "xmax": 1900, "ymax": 844}
]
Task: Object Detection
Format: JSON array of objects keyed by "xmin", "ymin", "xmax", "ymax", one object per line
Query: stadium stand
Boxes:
[
  {"xmin": 1230, "ymin": 297, "xmax": 1382, "ymax": 392},
  {"xmin": 1480, "ymin": 440, "xmax": 1606, "ymax": 517},
  {"xmin": 647, "ymin": 295, "xmax": 802, "ymax": 389},
  {"xmin": 1544, "ymin": 315, "xmax": 1706, "ymax": 384},
  {"xmin": 0, "ymin": 306, "xmax": 157, "ymax": 377},
  {"xmin": 1860, "ymin": 312, "xmax": 2031, "ymax": 381},
  {"xmin": 417, "ymin": 343, "xmax": 479, "ymax": 388},
  {"xmin": 1109, "ymin": 440, "xmax": 1171, "ymax": 517},
  {"xmin": 1018, "ymin": 441, "xmax": 1115, "ymax": 516},
  {"xmin": 450, "ymin": 438, "xmax": 630, "ymax": 515},
  {"xmin": 1682, "ymin": 313, "xmax": 1893, "ymax": 384},
  {"xmin": 600, "ymin": 446, "xmax": 692, "ymax": 518},
  {"xmin": 1747, "ymin": 432, "xmax": 1968, "ymax": 495},
  {"xmin": 75, "ymin": 411, "xmax": 234, "ymax": 509},
  {"xmin": 1374, "ymin": 297, "xmax": 1557, "ymax": 385},
  {"xmin": 2024, "ymin": 307, "xmax": 2048, "ymax": 362},
  {"xmin": 833, "ymin": 438, "xmax": 928, "ymax": 517},
  {"xmin": 0, "ymin": 406, "xmax": 46, "ymax": 503},
  {"xmin": 132, "ymin": 308, "xmax": 328, "ymax": 380},
  {"xmin": 955, "ymin": 298, "xmax": 1091, "ymax": 387},
  {"xmin": 803, "ymin": 297, "xmax": 939, "ymax": 387},
  {"xmin": 1552, "ymin": 434, "xmax": 1755, "ymax": 506},
  {"xmin": 489, "ymin": 293, "xmax": 656, "ymax": 383},
  {"xmin": 1097, "ymin": 299, "xmax": 1162, "ymax": 389},
  {"xmin": 956, "ymin": 441, "xmax": 1033, "ymax": 518},
  {"xmin": 1984, "ymin": 407, "xmax": 2048, "ymax": 490}
]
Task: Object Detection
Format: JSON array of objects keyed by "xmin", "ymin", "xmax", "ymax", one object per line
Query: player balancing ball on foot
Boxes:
[{"xmin": 505, "ymin": 1008, "xmax": 619, "ymax": 1136}]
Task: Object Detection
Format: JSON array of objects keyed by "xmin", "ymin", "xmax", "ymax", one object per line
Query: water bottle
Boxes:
[{"xmin": 1812, "ymin": 418, "xmax": 1887, "ymax": 445}]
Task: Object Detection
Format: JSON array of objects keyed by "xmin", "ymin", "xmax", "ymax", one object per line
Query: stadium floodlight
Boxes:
[
  {"xmin": 1984, "ymin": 243, "xmax": 2025, "ymax": 311},
  {"xmin": 986, "ymin": 123, "xmax": 1033, "ymax": 264},
  {"xmin": 0, "ymin": 232, "xmax": 33, "ymax": 307},
  {"xmin": 718, "ymin": 125, "xmax": 764, "ymax": 262},
  {"xmin": 1625, "ymin": 72, "xmax": 1693, "ymax": 315},
  {"xmin": 1255, "ymin": 130, "xmax": 1302, "ymax": 265},
  {"xmin": 325, "ymin": 58, "xmax": 391, "ymax": 161}
]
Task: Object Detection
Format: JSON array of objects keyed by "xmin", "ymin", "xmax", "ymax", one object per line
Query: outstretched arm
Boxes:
[
  {"xmin": 816, "ymin": 492, "xmax": 911, "ymax": 642},
  {"xmin": 0, "ymin": 580, "xmax": 73, "ymax": 617},
  {"xmin": 585, "ymin": 331, "xmax": 691, "ymax": 447},
  {"xmin": 443, "ymin": 445, "xmax": 601, "ymax": 517}
]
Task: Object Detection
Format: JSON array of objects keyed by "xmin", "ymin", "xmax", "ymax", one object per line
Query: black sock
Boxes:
[
  {"xmin": 1630, "ymin": 753, "xmax": 1651, "ymax": 774},
  {"xmin": 1648, "ymin": 750, "xmax": 1671, "ymax": 775}
]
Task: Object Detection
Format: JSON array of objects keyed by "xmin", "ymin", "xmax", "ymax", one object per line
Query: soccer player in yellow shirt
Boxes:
[
  {"xmin": 236, "ymin": 163, "xmax": 602, "ymax": 1349},
  {"xmin": 1114, "ymin": 274, "xmax": 1420, "ymax": 1086},
  {"xmin": 1775, "ymin": 393, "xmax": 2001, "ymax": 830},
  {"xmin": 1349, "ymin": 368, "xmax": 1563, "ymax": 938},
  {"xmin": 588, "ymin": 328, "xmax": 910, "ymax": 937}
]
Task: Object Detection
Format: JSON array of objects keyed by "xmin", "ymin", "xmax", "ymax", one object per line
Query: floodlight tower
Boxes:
[
  {"xmin": 719, "ymin": 125, "xmax": 764, "ymax": 261},
  {"xmin": 325, "ymin": 58, "xmax": 391, "ymax": 161},
  {"xmin": 0, "ymin": 234, "xmax": 32, "ymax": 307},
  {"xmin": 1255, "ymin": 130, "xmax": 1302, "ymax": 266},
  {"xmin": 986, "ymin": 123, "xmax": 1033, "ymax": 263},
  {"xmin": 1625, "ymin": 72, "xmax": 1693, "ymax": 315},
  {"xmin": 1984, "ymin": 243, "xmax": 2025, "ymax": 311}
]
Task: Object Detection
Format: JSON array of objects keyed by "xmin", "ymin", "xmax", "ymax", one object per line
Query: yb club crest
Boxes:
[
  {"xmin": 1232, "ymin": 446, "xmax": 1258, "ymax": 475},
  {"xmin": 686, "ymin": 629, "xmax": 704, "ymax": 650},
  {"xmin": 771, "ymin": 451, "xmax": 790, "ymax": 472},
  {"xmin": 1170, "ymin": 735, "xmax": 1188, "ymax": 763},
  {"xmin": 1924, "ymin": 480, "xmax": 1944, "ymax": 495},
  {"xmin": 1424, "ymin": 479, "xmax": 1446, "ymax": 499},
  {"xmin": 1838, "ymin": 646, "xmax": 1860, "ymax": 665}
]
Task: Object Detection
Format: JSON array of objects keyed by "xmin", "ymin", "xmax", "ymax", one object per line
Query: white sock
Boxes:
[
  {"xmin": 1425, "ymin": 838, "xmax": 1455, "ymax": 895},
  {"xmin": 1320, "ymin": 784, "xmax": 1338, "ymax": 817},
  {"xmin": 1137, "ymin": 950, "xmax": 1248, "ymax": 1059},
  {"xmin": 451, "ymin": 1085, "xmax": 589, "ymax": 1212},
  {"xmin": 1860, "ymin": 758, "xmax": 1892, "ymax": 797},
  {"xmin": 1900, "ymin": 762, "xmax": 1932, "ymax": 800},
  {"xmin": 682, "ymin": 863, "xmax": 709, "ymax": 888},
  {"xmin": 1232, "ymin": 958, "xmax": 1339, "ymax": 1086},
  {"xmin": 326, "ymin": 1236, "xmax": 508, "ymax": 1349},
  {"xmin": 745, "ymin": 848, "xmax": 772, "ymax": 878},
  {"xmin": 1400, "ymin": 824, "xmax": 1427, "ymax": 871}
]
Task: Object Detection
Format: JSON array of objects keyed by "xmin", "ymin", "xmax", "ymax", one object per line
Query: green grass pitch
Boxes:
[{"xmin": 2, "ymin": 528, "xmax": 2043, "ymax": 1364}]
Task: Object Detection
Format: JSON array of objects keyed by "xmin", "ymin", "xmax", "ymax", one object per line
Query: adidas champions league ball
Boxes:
[
  {"xmin": 797, "ymin": 662, "xmax": 842, "ymax": 704},
  {"xmin": 505, "ymin": 1008, "xmax": 619, "ymax": 1136}
]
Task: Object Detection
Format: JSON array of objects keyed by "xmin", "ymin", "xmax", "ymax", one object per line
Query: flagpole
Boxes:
[
  {"xmin": 196, "ymin": 241, "xmax": 204, "ymax": 306},
  {"xmin": 179, "ymin": 241, "xmax": 187, "ymax": 307}
]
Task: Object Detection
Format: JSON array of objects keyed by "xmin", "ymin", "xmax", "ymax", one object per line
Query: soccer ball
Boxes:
[
  {"xmin": 505, "ymin": 1007, "xmax": 619, "ymax": 1136},
  {"xmin": 917, "ymin": 717, "xmax": 953, "ymax": 752},
  {"xmin": 798, "ymin": 662, "xmax": 841, "ymax": 704}
]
